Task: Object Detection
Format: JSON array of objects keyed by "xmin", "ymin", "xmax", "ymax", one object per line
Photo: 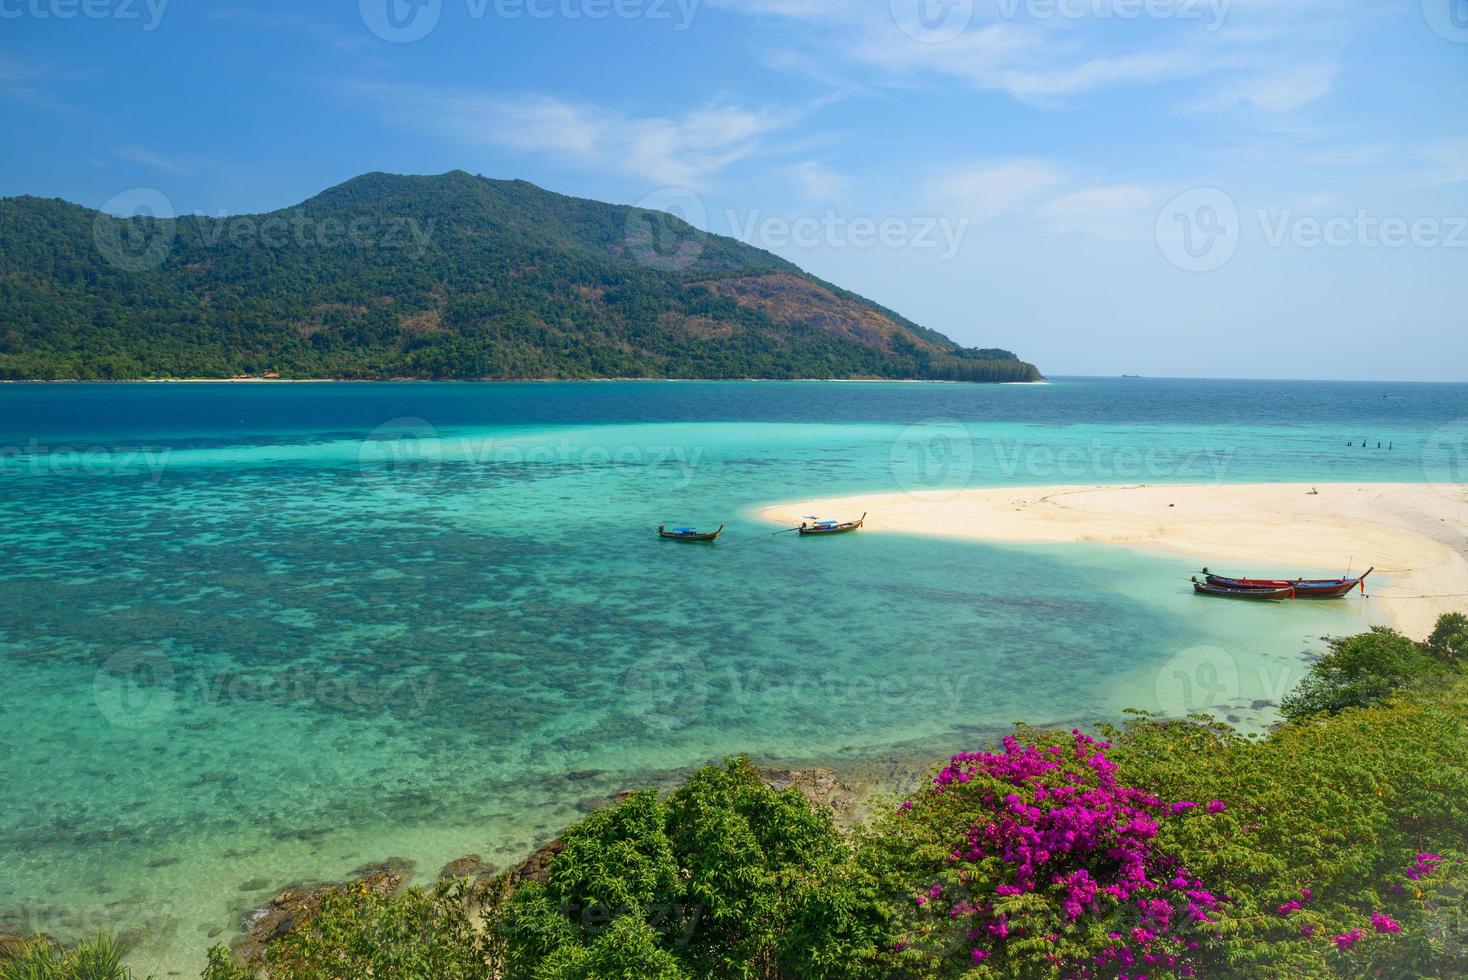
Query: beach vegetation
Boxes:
[
  {"xmin": 1280, "ymin": 615, "xmax": 1466, "ymax": 720},
  {"xmin": 12, "ymin": 620, "xmax": 1467, "ymax": 979},
  {"xmin": 497, "ymin": 757, "xmax": 888, "ymax": 979},
  {"xmin": 0, "ymin": 934, "xmax": 144, "ymax": 980}
]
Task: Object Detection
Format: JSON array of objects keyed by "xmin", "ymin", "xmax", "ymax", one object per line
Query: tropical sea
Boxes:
[{"xmin": 2, "ymin": 377, "xmax": 1465, "ymax": 975}]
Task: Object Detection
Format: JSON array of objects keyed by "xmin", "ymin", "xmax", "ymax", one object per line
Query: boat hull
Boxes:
[
  {"xmin": 1202, "ymin": 567, "xmax": 1371, "ymax": 599},
  {"xmin": 658, "ymin": 524, "xmax": 723, "ymax": 542},
  {"xmin": 798, "ymin": 514, "xmax": 865, "ymax": 536},
  {"xmin": 1193, "ymin": 581, "xmax": 1296, "ymax": 601}
]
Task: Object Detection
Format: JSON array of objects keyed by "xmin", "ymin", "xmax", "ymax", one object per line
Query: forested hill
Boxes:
[{"xmin": 0, "ymin": 171, "xmax": 1042, "ymax": 382}]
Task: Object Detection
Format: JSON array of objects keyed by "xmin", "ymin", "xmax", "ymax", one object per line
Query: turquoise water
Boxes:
[{"xmin": 1, "ymin": 378, "xmax": 1464, "ymax": 974}]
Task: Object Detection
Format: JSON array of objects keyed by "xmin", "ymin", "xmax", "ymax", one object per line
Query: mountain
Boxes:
[{"xmin": 0, "ymin": 171, "xmax": 1041, "ymax": 382}]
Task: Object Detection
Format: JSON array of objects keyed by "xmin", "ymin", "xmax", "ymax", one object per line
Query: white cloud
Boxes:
[
  {"xmin": 344, "ymin": 83, "xmax": 793, "ymax": 188},
  {"xmin": 707, "ymin": 0, "xmax": 1364, "ymax": 113},
  {"xmin": 115, "ymin": 145, "xmax": 192, "ymax": 176},
  {"xmin": 1042, "ymin": 184, "xmax": 1158, "ymax": 240},
  {"xmin": 1044, "ymin": 184, "xmax": 1154, "ymax": 215},
  {"xmin": 1423, "ymin": 142, "xmax": 1468, "ymax": 185},
  {"xmin": 789, "ymin": 161, "xmax": 849, "ymax": 201},
  {"xmin": 1206, "ymin": 63, "xmax": 1340, "ymax": 113},
  {"xmin": 927, "ymin": 160, "xmax": 1069, "ymax": 222}
]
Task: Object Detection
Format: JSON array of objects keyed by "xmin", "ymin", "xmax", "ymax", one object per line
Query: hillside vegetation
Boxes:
[{"xmin": 0, "ymin": 172, "xmax": 1041, "ymax": 383}]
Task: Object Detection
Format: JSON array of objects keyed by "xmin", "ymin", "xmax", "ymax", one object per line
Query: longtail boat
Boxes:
[
  {"xmin": 1192, "ymin": 578, "xmax": 1296, "ymax": 601},
  {"xmin": 658, "ymin": 523, "xmax": 724, "ymax": 542},
  {"xmin": 798, "ymin": 513, "xmax": 866, "ymax": 536},
  {"xmin": 1201, "ymin": 566, "xmax": 1372, "ymax": 599}
]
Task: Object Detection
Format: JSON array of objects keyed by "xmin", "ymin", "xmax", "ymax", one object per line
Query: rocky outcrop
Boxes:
[
  {"xmin": 232, "ymin": 858, "xmax": 413, "ymax": 962},
  {"xmin": 757, "ymin": 766, "xmax": 857, "ymax": 822},
  {"xmin": 439, "ymin": 854, "xmax": 488, "ymax": 880},
  {"xmin": 0, "ymin": 933, "xmax": 59, "ymax": 959},
  {"xmin": 506, "ymin": 838, "xmax": 566, "ymax": 886},
  {"xmin": 221, "ymin": 763, "xmax": 877, "ymax": 964}
]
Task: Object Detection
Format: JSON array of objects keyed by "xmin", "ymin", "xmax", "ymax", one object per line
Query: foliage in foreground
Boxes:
[
  {"xmin": 1279, "ymin": 616, "xmax": 1466, "ymax": 721},
  {"xmin": 0, "ymin": 935, "xmax": 143, "ymax": 980},
  {"xmin": 15, "ymin": 617, "xmax": 1468, "ymax": 978},
  {"xmin": 871, "ymin": 614, "xmax": 1468, "ymax": 978},
  {"xmin": 499, "ymin": 757, "xmax": 888, "ymax": 979},
  {"xmin": 199, "ymin": 878, "xmax": 505, "ymax": 980}
]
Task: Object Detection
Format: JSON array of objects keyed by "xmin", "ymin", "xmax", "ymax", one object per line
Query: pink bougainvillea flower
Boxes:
[
  {"xmin": 1371, "ymin": 912, "xmax": 1401, "ymax": 934},
  {"xmin": 917, "ymin": 730, "xmax": 1224, "ymax": 977}
]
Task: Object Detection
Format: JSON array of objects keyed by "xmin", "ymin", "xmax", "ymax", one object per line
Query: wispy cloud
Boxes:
[
  {"xmin": 343, "ymin": 83, "xmax": 794, "ymax": 188},
  {"xmin": 1041, "ymin": 184, "xmax": 1159, "ymax": 240},
  {"xmin": 1422, "ymin": 142, "xmax": 1468, "ymax": 185},
  {"xmin": 1203, "ymin": 63, "xmax": 1340, "ymax": 113},
  {"xmin": 927, "ymin": 160, "xmax": 1069, "ymax": 222},
  {"xmin": 708, "ymin": 0, "xmax": 1358, "ymax": 111},
  {"xmin": 209, "ymin": 7, "xmax": 373, "ymax": 54},
  {"xmin": 789, "ymin": 160, "xmax": 849, "ymax": 202},
  {"xmin": 0, "ymin": 53, "xmax": 81, "ymax": 112},
  {"xmin": 924, "ymin": 163, "xmax": 1165, "ymax": 242},
  {"xmin": 115, "ymin": 145, "xmax": 192, "ymax": 176}
]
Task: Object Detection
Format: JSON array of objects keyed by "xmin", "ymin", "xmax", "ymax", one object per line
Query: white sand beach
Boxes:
[{"xmin": 761, "ymin": 483, "xmax": 1468, "ymax": 639}]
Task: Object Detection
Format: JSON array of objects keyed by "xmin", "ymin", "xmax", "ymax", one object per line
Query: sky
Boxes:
[{"xmin": 2, "ymin": 0, "xmax": 1466, "ymax": 381}]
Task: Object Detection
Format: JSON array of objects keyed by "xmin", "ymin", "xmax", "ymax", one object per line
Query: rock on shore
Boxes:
[{"xmin": 232, "ymin": 858, "xmax": 413, "ymax": 962}]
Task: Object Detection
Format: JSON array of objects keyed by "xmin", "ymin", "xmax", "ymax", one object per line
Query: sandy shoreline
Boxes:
[{"xmin": 761, "ymin": 483, "xmax": 1468, "ymax": 639}]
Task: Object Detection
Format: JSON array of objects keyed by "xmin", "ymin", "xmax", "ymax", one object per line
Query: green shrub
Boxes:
[
  {"xmin": 1280, "ymin": 621, "xmax": 1460, "ymax": 720},
  {"xmin": 0, "ymin": 935, "xmax": 143, "ymax": 980},
  {"xmin": 1104, "ymin": 679, "xmax": 1468, "ymax": 977},
  {"xmin": 499, "ymin": 757, "xmax": 888, "ymax": 979},
  {"xmin": 1426, "ymin": 612, "xmax": 1468, "ymax": 667},
  {"xmin": 203, "ymin": 879, "xmax": 497, "ymax": 980}
]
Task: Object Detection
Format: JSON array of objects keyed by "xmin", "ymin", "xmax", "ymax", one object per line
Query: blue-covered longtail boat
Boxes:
[
  {"xmin": 797, "ymin": 513, "xmax": 865, "ymax": 536},
  {"xmin": 658, "ymin": 523, "xmax": 724, "ymax": 542}
]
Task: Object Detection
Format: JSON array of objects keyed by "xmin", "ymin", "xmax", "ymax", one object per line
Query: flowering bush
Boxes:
[{"xmin": 879, "ymin": 730, "xmax": 1228, "ymax": 977}]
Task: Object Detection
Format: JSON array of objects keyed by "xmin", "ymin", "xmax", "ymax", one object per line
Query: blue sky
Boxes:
[{"xmin": 3, "ymin": 0, "xmax": 1466, "ymax": 380}]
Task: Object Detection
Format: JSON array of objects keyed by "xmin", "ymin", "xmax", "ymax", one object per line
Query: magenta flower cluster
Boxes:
[
  {"xmin": 1390, "ymin": 852, "xmax": 1445, "ymax": 895},
  {"xmin": 1370, "ymin": 912, "xmax": 1401, "ymax": 934},
  {"xmin": 1330, "ymin": 854, "xmax": 1445, "ymax": 951},
  {"xmin": 1406, "ymin": 852, "xmax": 1443, "ymax": 882},
  {"xmin": 913, "ymin": 730, "xmax": 1227, "ymax": 976}
]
